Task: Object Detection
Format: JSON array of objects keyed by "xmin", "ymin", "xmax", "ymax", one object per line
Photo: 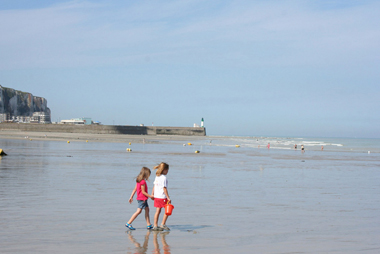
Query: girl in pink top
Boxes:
[{"xmin": 126, "ymin": 167, "xmax": 155, "ymax": 230}]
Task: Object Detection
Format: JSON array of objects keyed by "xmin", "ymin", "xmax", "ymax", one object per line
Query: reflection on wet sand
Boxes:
[
  {"xmin": 153, "ymin": 231, "xmax": 170, "ymax": 254},
  {"xmin": 126, "ymin": 231, "xmax": 149, "ymax": 253},
  {"xmin": 126, "ymin": 230, "xmax": 170, "ymax": 254}
]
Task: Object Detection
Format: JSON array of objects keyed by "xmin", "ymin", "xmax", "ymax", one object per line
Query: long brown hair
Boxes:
[
  {"xmin": 136, "ymin": 167, "xmax": 151, "ymax": 183},
  {"xmin": 154, "ymin": 162, "xmax": 169, "ymax": 176}
]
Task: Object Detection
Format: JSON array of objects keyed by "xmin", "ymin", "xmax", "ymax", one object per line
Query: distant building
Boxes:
[
  {"xmin": 0, "ymin": 113, "xmax": 9, "ymax": 122},
  {"xmin": 30, "ymin": 112, "xmax": 51, "ymax": 124},
  {"xmin": 0, "ymin": 111, "xmax": 51, "ymax": 124},
  {"xmin": 60, "ymin": 117, "xmax": 93, "ymax": 125},
  {"xmin": 81, "ymin": 117, "xmax": 92, "ymax": 125}
]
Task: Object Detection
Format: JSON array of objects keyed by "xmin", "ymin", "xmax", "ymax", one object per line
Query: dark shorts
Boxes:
[{"xmin": 137, "ymin": 200, "xmax": 149, "ymax": 209}]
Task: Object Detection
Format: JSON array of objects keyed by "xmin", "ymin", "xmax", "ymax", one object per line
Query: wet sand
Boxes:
[
  {"xmin": 0, "ymin": 130, "xmax": 205, "ymax": 143},
  {"xmin": 0, "ymin": 134, "xmax": 379, "ymax": 253}
]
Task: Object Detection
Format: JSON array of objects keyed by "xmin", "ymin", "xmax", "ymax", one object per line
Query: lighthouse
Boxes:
[{"xmin": 201, "ymin": 118, "xmax": 204, "ymax": 127}]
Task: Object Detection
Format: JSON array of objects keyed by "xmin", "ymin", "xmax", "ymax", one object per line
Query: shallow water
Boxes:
[{"xmin": 0, "ymin": 137, "xmax": 379, "ymax": 253}]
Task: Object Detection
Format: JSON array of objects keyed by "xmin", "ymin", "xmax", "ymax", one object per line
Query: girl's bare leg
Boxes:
[
  {"xmin": 154, "ymin": 208, "xmax": 161, "ymax": 227},
  {"xmin": 161, "ymin": 214, "xmax": 169, "ymax": 226},
  {"xmin": 128, "ymin": 208, "xmax": 142, "ymax": 224},
  {"xmin": 144, "ymin": 207, "xmax": 151, "ymax": 225}
]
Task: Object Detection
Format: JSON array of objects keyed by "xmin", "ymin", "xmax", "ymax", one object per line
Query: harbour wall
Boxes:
[{"xmin": 0, "ymin": 123, "xmax": 206, "ymax": 136}]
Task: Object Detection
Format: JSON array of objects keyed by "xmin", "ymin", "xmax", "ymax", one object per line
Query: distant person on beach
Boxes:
[
  {"xmin": 267, "ymin": 143, "xmax": 270, "ymax": 149},
  {"xmin": 126, "ymin": 167, "xmax": 155, "ymax": 230},
  {"xmin": 152, "ymin": 162, "xmax": 171, "ymax": 231},
  {"xmin": 301, "ymin": 145, "xmax": 305, "ymax": 153},
  {"xmin": 294, "ymin": 144, "xmax": 297, "ymax": 149},
  {"xmin": 321, "ymin": 145, "xmax": 324, "ymax": 151}
]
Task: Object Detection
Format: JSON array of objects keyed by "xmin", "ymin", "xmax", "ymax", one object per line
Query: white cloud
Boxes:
[{"xmin": 0, "ymin": 0, "xmax": 379, "ymax": 70}]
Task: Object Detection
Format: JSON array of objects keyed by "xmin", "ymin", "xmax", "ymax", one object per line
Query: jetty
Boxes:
[{"xmin": 0, "ymin": 123, "xmax": 206, "ymax": 136}]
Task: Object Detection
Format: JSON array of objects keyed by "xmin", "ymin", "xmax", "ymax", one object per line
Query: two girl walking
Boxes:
[{"xmin": 126, "ymin": 162, "xmax": 171, "ymax": 231}]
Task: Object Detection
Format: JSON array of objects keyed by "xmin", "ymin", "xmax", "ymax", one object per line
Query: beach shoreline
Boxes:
[{"xmin": 0, "ymin": 130, "xmax": 206, "ymax": 143}]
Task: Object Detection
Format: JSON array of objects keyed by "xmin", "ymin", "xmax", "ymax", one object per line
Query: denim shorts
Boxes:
[{"xmin": 137, "ymin": 200, "xmax": 149, "ymax": 209}]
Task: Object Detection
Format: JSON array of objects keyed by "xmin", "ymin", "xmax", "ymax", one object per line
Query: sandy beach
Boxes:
[
  {"xmin": 1, "ymin": 134, "xmax": 379, "ymax": 253},
  {"xmin": 0, "ymin": 130, "xmax": 206, "ymax": 144}
]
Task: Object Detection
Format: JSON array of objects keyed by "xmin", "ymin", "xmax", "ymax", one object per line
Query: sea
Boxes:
[{"xmin": 1, "ymin": 136, "xmax": 379, "ymax": 253}]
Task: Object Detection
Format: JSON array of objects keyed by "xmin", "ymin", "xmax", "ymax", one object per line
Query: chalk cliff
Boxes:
[{"xmin": 0, "ymin": 85, "xmax": 50, "ymax": 117}]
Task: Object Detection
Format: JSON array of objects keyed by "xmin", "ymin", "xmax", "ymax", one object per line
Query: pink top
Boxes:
[{"xmin": 136, "ymin": 179, "xmax": 148, "ymax": 201}]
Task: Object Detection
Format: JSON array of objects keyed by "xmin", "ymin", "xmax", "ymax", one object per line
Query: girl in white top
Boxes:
[{"xmin": 151, "ymin": 162, "xmax": 171, "ymax": 231}]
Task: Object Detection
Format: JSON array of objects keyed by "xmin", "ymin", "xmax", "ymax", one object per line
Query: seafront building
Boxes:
[
  {"xmin": 0, "ymin": 112, "xmax": 51, "ymax": 124},
  {"xmin": 60, "ymin": 117, "xmax": 93, "ymax": 125},
  {"xmin": 30, "ymin": 112, "xmax": 51, "ymax": 124}
]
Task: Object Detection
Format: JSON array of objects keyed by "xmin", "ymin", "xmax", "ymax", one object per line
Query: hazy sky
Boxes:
[{"xmin": 0, "ymin": 0, "xmax": 379, "ymax": 138}]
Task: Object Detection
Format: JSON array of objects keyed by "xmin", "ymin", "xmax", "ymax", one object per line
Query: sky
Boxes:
[{"xmin": 0, "ymin": 0, "xmax": 379, "ymax": 138}]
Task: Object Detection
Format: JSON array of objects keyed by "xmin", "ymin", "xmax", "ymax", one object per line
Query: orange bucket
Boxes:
[{"xmin": 165, "ymin": 202, "xmax": 174, "ymax": 216}]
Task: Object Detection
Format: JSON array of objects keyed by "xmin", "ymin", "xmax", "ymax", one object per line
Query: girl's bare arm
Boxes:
[
  {"xmin": 163, "ymin": 187, "xmax": 171, "ymax": 203},
  {"xmin": 141, "ymin": 184, "xmax": 154, "ymax": 199},
  {"xmin": 129, "ymin": 185, "xmax": 137, "ymax": 204},
  {"xmin": 151, "ymin": 186, "xmax": 155, "ymax": 200}
]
